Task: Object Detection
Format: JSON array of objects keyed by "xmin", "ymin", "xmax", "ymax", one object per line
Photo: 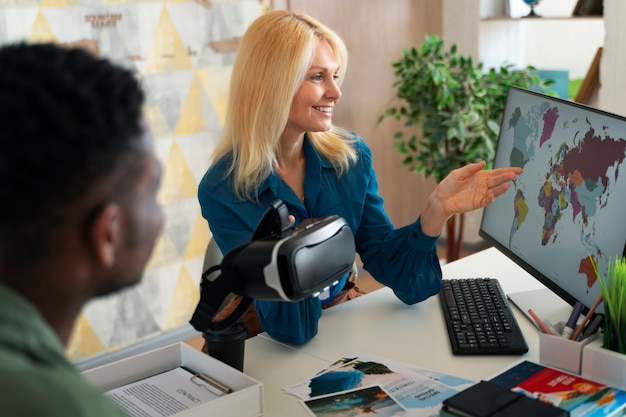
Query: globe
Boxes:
[{"xmin": 522, "ymin": 0, "xmax": 541, "ymax": 17}]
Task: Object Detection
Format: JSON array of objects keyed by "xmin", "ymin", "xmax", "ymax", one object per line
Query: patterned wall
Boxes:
[{"xmin": 0, "ymin": 0, "xmax": 266, "ymax": 362}]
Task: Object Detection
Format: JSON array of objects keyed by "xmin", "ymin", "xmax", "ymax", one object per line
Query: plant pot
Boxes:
[
  {"xmin": 445, "ymin": 213, "xmax": 465, "ymax": 262},
  {"xmin": 581, "ymin": 337, "xmax": 626, "ymax": 391}
]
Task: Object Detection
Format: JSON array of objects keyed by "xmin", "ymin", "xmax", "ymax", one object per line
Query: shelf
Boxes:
[
  {"xmin": 481, "ymin": 16, "xmax": 602, "ymax": 21},
  {"xmin": 478, "ymin": 16, "xmax": 604, "ymax": 80}
]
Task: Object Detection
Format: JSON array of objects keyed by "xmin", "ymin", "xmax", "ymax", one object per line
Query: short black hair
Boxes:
[{"xmin": 0, "ymin": 43, "xmax": 145, "ymax": 263}]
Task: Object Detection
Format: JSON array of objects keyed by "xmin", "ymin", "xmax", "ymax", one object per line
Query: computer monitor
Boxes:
[{"xmin": 479, "ymin": 86, "xmax": 626, "ymax": 322}]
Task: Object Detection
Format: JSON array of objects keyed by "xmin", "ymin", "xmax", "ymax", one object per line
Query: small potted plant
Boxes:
[
  {"xmin": 582, "ymin": 255, "xmax": 626, "ymax": 389},
  {"xmin": 592, "ymin": 255, "xmax": 626, "ymax": 354},
  {"xmin": 378, "ymin": 35, "xmax": 553, "ymax": 261}
]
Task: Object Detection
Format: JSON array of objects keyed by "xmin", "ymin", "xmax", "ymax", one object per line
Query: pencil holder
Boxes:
[{"xmin": 539, "ymin": 321, "xmax": 599, "ymax": 375}]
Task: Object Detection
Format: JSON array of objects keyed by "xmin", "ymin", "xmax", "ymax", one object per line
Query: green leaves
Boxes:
[
  {"xmin": 380, "ymin": 35, "xmax": 554, "ymax": 183},
  {"xmin": 592, "ymin": 255, "xmax": 626, "ymax": 354}
]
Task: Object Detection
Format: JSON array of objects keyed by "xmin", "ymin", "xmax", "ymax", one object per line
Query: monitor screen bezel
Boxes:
[{"xmin": 478, "ymin": 85, "xmax": 626, "ymax": 312}]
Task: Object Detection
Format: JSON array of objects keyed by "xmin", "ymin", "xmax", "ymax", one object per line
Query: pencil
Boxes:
[
  {"xmin": 570, "ymin": 293, "xmax": 603, "ymax": 341},
  {"xmin": 528, "ymin": 308, "xmax": 552, "ymax": 334}
]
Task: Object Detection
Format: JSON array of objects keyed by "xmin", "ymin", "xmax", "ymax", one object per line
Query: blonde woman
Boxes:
[{"xmin": 198, "ymin": 10, "xmax": 522, "ymax": 345}]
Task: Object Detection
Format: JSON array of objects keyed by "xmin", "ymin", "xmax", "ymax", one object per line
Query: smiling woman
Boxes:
[{"xmin": 197, "ymin": 10, "xmax": 522, "ymax": 347}]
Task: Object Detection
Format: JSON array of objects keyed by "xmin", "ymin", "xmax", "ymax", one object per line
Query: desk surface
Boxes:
[{"xmin": 187, "ymin": 247, "xmax": 572, "ymax": 416}]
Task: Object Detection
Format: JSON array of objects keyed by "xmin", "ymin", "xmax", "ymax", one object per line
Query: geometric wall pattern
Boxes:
[{"xmin": 0, "ymin": 0, "xmax": 266, "ymax": 363}]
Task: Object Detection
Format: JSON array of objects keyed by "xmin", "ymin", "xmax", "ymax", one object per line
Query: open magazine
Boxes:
[{"xmin": 283, "ymin": 352, "xmax": 474, "ymax": 417}]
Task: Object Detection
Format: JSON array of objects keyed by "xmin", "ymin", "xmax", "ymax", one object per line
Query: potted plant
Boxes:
[
  {"xmin": 378, "ymin": 34, "xmax": 553, "ymax": 261},
  {"xmin": 592, "ymin": 255, "xmax": 626, "ymax": 354},
  {"xmin": 582, "ymin": 255, "xmax": 626, "ymax": 390}
]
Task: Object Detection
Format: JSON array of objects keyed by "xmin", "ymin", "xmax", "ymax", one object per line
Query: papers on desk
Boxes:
[{"xmin": 283, "ymin": 352, "xmax": 474, "ymax": 417}]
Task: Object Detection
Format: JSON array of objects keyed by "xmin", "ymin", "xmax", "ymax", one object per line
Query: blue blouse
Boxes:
[{"xmin": 198, "ymin": 133, "xmax": 442, "ymax": 345}]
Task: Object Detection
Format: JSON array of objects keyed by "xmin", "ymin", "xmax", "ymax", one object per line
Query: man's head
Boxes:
[{"xmin": 0, "ymin": 43, "xmax": 164, "ymax": 302}]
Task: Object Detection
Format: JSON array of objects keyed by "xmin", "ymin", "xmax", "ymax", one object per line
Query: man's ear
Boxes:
[{"xmin": 90, "ymin": 204, "xmax": 120, "ymax": 267}]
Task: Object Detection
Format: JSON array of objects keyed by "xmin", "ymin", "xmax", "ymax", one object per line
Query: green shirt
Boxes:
[{"xmin": 0, "ymin": 282, "xmax": 128, "ymax": 416}]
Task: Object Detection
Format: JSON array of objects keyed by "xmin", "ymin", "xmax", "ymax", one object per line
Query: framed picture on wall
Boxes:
[{"xmin": 575, "ymin": 47, "xmax": 602, "ymax": 104}]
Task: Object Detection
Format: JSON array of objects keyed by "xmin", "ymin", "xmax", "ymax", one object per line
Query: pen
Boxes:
[
  {"xmin": 191, "ymin": 373, "xmax": 232, "ymax": 395},
  {"xmin": 528, "ymin": 308, "xmax": 552, "ymax": 335},
  {"xmin": 579, "ymin": 314, "xmax": 604, "ymax": 341},
  {"xmin": 570, "ymin": 293, "xmax": 603, "ymax": 341},
  {"xmin": 562, "ymin": 301, "xmax": 584, "ymax": 339},
  {"xmin": 182, "ymin": 366, "xmax": 232, "ymax": 396}
]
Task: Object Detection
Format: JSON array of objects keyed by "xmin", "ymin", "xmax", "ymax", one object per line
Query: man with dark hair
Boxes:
[{"xmin": 0, "ymin": 43, "xmax": 164, "ymax": 416}]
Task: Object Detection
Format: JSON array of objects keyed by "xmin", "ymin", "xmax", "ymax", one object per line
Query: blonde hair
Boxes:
[{"xmin": 211, "ymin": 10, "xmax": 358, "ymax": 200}]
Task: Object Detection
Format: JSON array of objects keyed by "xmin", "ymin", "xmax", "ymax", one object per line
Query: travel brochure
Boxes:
[
  {"xmin": 283, "ymin": 352, "xmax": 474, "ymax": 417},
  {"xmin": 489, "ymin": 360, "xmax": 626, "ymax": 417}
]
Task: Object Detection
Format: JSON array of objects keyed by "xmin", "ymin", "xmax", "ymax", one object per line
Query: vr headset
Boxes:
[{"xmin": 189, "ymin": 199, "xmax": 356, "ymax": 332}]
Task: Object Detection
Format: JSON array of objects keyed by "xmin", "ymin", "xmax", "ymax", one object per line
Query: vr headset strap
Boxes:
[{"xmin": 189, "ymin": 245, "xmax": 253, "ymax": 333}]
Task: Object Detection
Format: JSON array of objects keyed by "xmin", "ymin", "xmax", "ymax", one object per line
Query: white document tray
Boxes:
[{"xmin": 82, "ymin": 342, "xmax": 263, "ymax": 416}]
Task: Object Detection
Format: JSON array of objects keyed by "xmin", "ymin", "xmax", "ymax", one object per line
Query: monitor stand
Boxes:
[{"xmin": 507, "ymin": 288, "xmax": 572, "ymax": 333}]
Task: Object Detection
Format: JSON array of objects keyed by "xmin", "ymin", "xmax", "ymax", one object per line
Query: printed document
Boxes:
[{"xmin": 105, "ymin": 367, "xmax": 224, "ymax": 417}]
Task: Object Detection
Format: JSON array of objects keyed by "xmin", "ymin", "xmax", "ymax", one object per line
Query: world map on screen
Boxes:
[{"xmin": 497, "ymin": 94, "xmax": 626, "ymax": 296}]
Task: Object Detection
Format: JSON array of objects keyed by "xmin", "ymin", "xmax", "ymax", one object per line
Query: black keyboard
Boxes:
[{"xmin": 439, "ymin": 278, "xmax": 528, "ymax": 355}]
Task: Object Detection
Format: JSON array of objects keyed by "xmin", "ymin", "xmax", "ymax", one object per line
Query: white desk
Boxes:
[
  {"xmin": 226, "ymin": 247, "xmax": 573, "ymax": 416},
  {"xmin": 242, "ymin": 336, "xmax": 329, "ymax": 416}
]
